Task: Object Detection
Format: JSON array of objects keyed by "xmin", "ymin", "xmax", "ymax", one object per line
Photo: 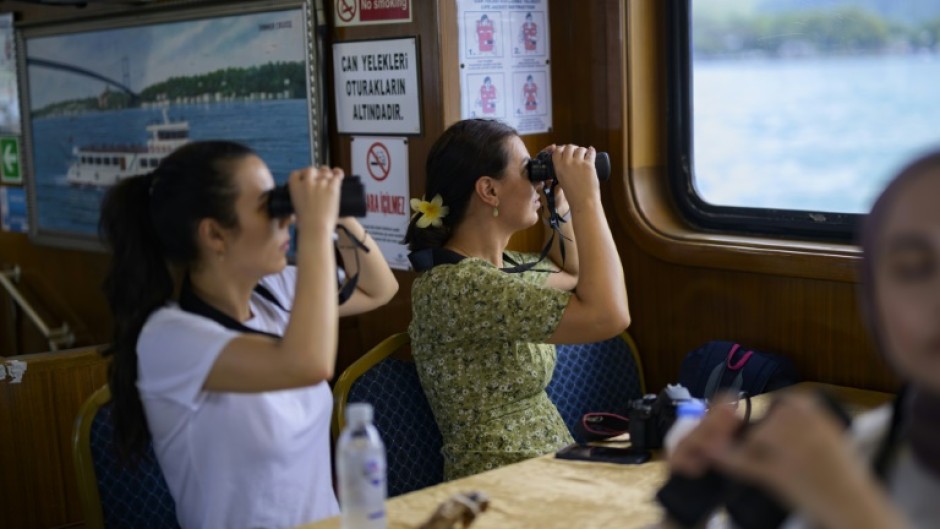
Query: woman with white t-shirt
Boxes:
[{"xmin": 99, "ymin": 140, "xmax": 398, "ymax": 529}]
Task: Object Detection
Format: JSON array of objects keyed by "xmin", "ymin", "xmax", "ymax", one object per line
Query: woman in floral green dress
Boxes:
[{"xmin": 404, "ymin": 119, "xmax": 630, "ymax": 479}]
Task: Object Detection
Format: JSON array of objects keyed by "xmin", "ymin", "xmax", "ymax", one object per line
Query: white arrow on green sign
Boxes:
[{"xmin": 0, "ymin": 137, "xmax": 21, "ymax": 184}]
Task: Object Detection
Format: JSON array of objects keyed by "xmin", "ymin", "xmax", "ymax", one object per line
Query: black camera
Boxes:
[
  {"xmin": 526, "ymin": 150, "xmax": 611, "ymax": 183},
  {"xmin": 627, "ymin": 384, "xmax": 694, "ymax": 451},
  {"xmin": 267, "ymin": 175, "xmax": 368, "ymax": 219}
]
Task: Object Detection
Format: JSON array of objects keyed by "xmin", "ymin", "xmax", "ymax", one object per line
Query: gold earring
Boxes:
[{"xmin": 493, "ymin": 206, "xmax": 499, "ymax": 218}]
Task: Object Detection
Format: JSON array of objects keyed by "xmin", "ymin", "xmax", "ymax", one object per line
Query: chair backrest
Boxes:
[
  {"xmin": 546, "ymin": 332, "xmax": 646, "ymax": 443},
  {"xmin": 73, "ymin": 385, "xmax": 180, "ymax": 529},
  {"xmin": 332, "ymin": 332, "xmax": 445, "ymax": 497}
]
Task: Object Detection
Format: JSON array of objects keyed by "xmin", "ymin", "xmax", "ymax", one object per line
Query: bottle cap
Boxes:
[
  {"xmin": 346, "ymin": 402, "xmax": 373, "ymax": 424},
  {"xmin": 676, "ymin": 399, "xmax": 707, "ymax": 418}
]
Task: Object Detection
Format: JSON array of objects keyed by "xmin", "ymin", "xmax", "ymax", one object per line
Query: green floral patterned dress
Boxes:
[{"xmin": 409, "ymin": 251, "xmax": 574, "ymax": 480}]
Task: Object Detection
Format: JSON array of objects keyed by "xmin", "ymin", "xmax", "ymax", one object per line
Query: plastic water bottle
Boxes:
[
  {"xmin": 663, "ymin": 399, "xmax": 707, "ymax": 456},
  {"xmin": 337, "ymin": 402, "xmax": 387, "ymax": 529}
]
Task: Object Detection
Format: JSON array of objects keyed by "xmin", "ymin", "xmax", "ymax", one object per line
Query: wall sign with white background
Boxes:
[
  {"xmin": 456, "ymin": 0, "xmax": 551, "ymax": 135},
  {"xmin": 333, "ymin": 37, "xmax": 422, "ymax": 135},
  {"xmin": 351, "ymin": 136, "xmax": 411, "ymax": 270}
]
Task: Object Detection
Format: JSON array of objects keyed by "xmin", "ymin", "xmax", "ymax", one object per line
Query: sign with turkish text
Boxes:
[
  {"xmin": 351, "ymin": 136, "xmax": 411, "ymax": 270},
  {"xmin": 333, "ymin": 37, "xmax": 422, "ymax": 135},
  {"xmin": 334, "ymin": 0, "xmax": 412, "ymax": 27}
]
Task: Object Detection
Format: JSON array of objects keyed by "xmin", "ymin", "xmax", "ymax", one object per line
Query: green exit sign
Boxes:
[{"xmin": 0, "ymin": 136, "xmax": 21, "ymax": 184}]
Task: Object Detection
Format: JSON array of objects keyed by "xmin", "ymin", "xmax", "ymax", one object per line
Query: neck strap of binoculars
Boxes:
[
  {"xmin": 335, "ymin": 224, "xmax": 370, "ymax": 305},
  {"xmin": 496, "ymin": 179, "xmax": 570, "ymax": 273},
  {"xmin": 179, "ymin": 226, "xmax": 371, "ymax": 334},
  {"xmin": 409, "ymin": 182, "xmax": 569, "ymax": 274},
  {"xmin": 178, "ymin": 275, "xmax": 284, "ymax": 339}
]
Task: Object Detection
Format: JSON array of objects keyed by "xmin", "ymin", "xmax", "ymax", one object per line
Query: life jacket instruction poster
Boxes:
[{"xmin": 456, "ymin": 0, "xmax": 551, "ymax": 135}]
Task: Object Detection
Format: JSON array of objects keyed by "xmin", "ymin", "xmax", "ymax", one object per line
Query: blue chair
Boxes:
[
  {"xmin": 546, "ymin": 332, "xmax": 646, "ymax": 443},
  {"xmin": 73, "ymin": 385, "xmax": 180, "ymax": 529},
  {"xmin": 332, "ymin": 332, "xmax": 445, "ymax": 497}
]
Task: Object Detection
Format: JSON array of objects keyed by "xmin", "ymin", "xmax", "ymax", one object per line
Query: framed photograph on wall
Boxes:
[{"xmin": 16, "ymin": 0, "xmax": 326, "ymax": 250}]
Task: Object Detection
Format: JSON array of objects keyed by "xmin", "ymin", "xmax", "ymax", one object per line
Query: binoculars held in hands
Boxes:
[
  {"xmin": 526, "ymin": 150, "xmax": 611, "ymax": 184},
  {"xmin": 267, "ymin": 175, "xmax": 368, "ymax": 219}
]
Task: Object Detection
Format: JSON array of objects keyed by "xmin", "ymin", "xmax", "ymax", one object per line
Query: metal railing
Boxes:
[{"xmin": 0, "ymin": 266, "xmax": 75, "ymax": 352}]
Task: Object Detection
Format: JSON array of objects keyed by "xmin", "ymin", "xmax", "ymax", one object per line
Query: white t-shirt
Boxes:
[
  {"xmin": 137, "ymin": 267, "xmax": 339, "ymax": 529},
  {"xmin": 781, "ymin": 403, "xmax": 940, "ymax": 529}
]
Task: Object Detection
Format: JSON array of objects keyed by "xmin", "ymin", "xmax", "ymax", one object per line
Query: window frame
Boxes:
[{"xmin": 665, "ymin": 0, "xmax": 861, "ymax": 242}]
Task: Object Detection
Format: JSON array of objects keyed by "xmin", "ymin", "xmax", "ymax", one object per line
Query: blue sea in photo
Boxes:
[{"xmin": 30, "ymin": 99, "xmax": 312, "ymax": 237}]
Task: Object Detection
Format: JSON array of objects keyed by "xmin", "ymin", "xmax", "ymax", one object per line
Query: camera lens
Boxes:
[
  {"xmin": 526, "ymin": 151, "xmax": 611, "ymax": 183},
  {"xmin": 266, "ymin": 175, "xmax": 368, "ymax": 218}
]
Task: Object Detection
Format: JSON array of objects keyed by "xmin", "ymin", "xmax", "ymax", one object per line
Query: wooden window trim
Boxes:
[{"xmin": 617, "ymin": 0, "xmax": 861, "ymax": 284}]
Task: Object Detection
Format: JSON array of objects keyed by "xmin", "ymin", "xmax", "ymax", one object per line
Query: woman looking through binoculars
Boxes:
[
  {"xmin": 404, "ymin": 118, "xmax": 630, "ymax": 480},
  {"xmin": 99, "ymin": 140, "xmax": 397, "ymax": 529}
]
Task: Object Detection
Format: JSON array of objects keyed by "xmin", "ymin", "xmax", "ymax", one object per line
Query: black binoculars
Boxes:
[
  {"xmin": 526, "ymin": 150, "xmax": 611, "ymax": 183},
  {"xmin": 656, "ymin": 390, "xmax": 852, "ymax": 529},
  {"xmin": 267, "ymin": 175, "xmax": 368, "ymax": 218}
]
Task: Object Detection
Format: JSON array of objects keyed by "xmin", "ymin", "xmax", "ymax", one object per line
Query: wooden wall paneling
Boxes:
[
  {"xmin": 614, "ymin": 231, "xmax": 898, "ymax": 393},
  {"xmin": 0, "ymin": 347, "xmax": 108, "ymax": 529},
  {"xmin": 0, "ymin": 360, "xmax": 65, "ymax": 528},
  {"xmin": 0, "ymin": 232, "xmax": 110, "ymax": 354}
]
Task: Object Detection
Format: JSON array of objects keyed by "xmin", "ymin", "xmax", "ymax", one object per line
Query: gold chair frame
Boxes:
[{"xmin": 72, "ymin": 384, "xmax": 111, "ymax": 529}]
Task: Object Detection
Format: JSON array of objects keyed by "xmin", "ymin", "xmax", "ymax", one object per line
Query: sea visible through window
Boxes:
[{"xmin": 692, "ymin": 0, "xmax": 940, "ymax": 214}]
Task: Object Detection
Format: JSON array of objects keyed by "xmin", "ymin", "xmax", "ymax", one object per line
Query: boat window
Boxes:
[
  {"xmin": 157, "ymin": 129, "xmax": 187, "ymax": 140},
  {"xmin": 140, "ymin": 158, "xmax": 149, "ymax": 168},
  {"xmin": 668, "ymin": 0, "xmax": 940, "ymax": 240}
]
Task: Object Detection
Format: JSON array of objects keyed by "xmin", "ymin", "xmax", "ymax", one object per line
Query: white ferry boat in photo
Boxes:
[{"xmin": 66, "ymin": 108, "xmax": 189, "ymax": 187}]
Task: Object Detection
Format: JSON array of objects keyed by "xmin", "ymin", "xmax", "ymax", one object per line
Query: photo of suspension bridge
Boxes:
[{"xmin": 21, "ymin": 5, "xmax": 316, "ymax": 244}]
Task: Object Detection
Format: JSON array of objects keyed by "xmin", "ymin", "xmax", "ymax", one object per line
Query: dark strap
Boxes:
[
  {"xmin": 408, "ymin": 247, "xmax": 557, "ymax": 274},
  {"xmin": 500, "ymin": 179, "xmax": 571, "ymax": 273},
  {"xmin": 408, "ymin": 247, "xmax": 467, "ymax": 271},
  {"xmin": 178, "ymin": 276, "xmax": 282, "ymax": 339},
  {"xmin": 703, "ymin": 343, "xmax": 748, "ymax": 399},
  {"xmin": 335, "ymin": 224, "xmax": 370, "ymax": 305},
  {"xmin": 253, "ymin": 284, "xmax": 288, "ymax": 312},
  {"xmin": 180, "ymin": 223, "xmax": 367, "ymax": 333}
]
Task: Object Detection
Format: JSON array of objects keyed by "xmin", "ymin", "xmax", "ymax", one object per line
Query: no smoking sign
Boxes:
[
  {"xmin": 334, "ymin": 0, "xmax": 412, "ymax": 27},
  {"xmin": 336, "ymin": 0, "xmax": 356, "ymax": 22},
  {"xmin": 366, "ymin": 142, "xmax": 391, "ymax": 181}
]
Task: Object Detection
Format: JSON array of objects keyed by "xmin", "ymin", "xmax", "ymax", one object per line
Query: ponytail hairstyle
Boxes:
[
  {"xmin": 858, "ymin": 149, "xmax": 940, "ymax": 479},
  {"xmin": 404, "ymin": 119, "xmax": 518, "ymax": 252},
  {"xmin": 99, "ymin": 140, "xmax": 255, "ymax": 457}
]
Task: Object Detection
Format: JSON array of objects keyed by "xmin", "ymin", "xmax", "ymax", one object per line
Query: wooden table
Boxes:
[{"xmin": 297, "ymin": 382, "xmax": 893, "ymax": 529}]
